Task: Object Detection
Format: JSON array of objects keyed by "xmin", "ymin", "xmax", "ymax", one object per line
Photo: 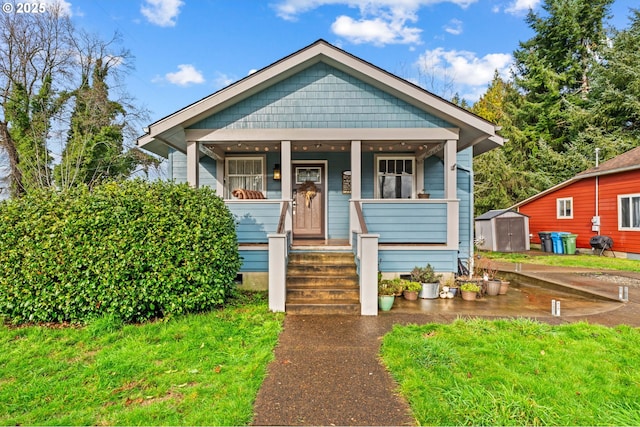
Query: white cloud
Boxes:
[
  {"xmin": 504, "ymin": 0, "xmax": 540, "ymax": 15},
  {"xmin": 417, "ymin": 48, "xmax": 512, "ymax": 87},
  {"xmin": 161, "ymin": 64, "xmax": 205, "ymax": 86},
  {"xmin": 331, "ymin": 15, "xmax": 421, "ymax": 45},
  {"xmin": 213, "ymin": 72, "xmax": 235, "ymax": 89},
  {"xmin": 272, "ymin": 0, "xmax": 478, "ymax": 46},
  {"xmin": 141, "ymin": 0, "xmax": 184, "ymax": 27},
  {"xmin": 444, "ymin": 18, "xmax": 463, "ymax": 35},
  {"xmin": 416, "ymin": 48, "xmax": 512, "ymax": 101},
  {"xmin": 273, "ymin": 0, "xmax": 476, "ymax": 21}
]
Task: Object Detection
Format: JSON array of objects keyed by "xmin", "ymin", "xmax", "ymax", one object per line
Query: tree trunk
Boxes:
[{"xmin": 0, "ymin": 121, "xmax": 24, "ymax": 198}]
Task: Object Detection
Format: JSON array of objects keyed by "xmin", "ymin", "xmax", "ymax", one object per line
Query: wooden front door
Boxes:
[{"xmin": 292, "ymin": 164, "xmax": 325, "ymax": 239}]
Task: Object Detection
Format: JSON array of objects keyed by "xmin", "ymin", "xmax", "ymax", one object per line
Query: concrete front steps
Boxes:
[{"xmin": 286, "ymin": 251, "xmax": 360, "ymax": 315}]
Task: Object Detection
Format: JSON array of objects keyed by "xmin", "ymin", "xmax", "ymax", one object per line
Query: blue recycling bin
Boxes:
[{"xmin": 550, "ymin": 232, "xmax": 563, "ymax": 254}]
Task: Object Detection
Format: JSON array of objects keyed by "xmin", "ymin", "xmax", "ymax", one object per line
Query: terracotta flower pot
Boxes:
[
  {"xmin": 461, "ymin": 290, "xmax": 477, "ymax": 301},
  {"xmin": 403, "ymin": 290, "xmax": 419, "ymax": 301},
  {"xmin": 499, "ymin": 280, "xmax": 510, "ymax": 295}
]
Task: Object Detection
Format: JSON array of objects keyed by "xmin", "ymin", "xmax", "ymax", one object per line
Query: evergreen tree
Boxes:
[
  {"xmin": 582, "ymin": 8, "xmax": 640, "ymax": 160},
  {"xmin": 512, "ymin": 0, "xmax": 613, "ymax": 167}
]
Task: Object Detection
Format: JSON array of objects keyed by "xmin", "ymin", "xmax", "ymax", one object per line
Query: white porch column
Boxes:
[
  {"xmin": 444, "ymin": 139, "xmax": 459, "ymax": 249},
  {"xmin": 360, "ymin": 233, "xmax": 379, "ymax": 315},
  {"xmin": 281, "ymin": 140, "xmax": 292, "ymax": 231},
  {"xmin": 268, "ymin": 233, "xmax": 287, "ymax": 312},
  {"xmin": 350, "ymin": 140, "xmax": 362, "ymax": 235},
  {"xmin": 186, "ymin": 140, "xmax": 199, "ymax": 188}
]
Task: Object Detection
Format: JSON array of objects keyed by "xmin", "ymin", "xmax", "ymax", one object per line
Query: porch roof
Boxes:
[{"xmin": 137, "ymin": 39, "xmax": 503, "ymax": 158}]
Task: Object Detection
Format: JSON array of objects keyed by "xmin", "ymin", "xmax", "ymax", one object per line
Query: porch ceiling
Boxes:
[{"xmin": 202, "ymin": 141, "xmax": 446, "ymax": 156}]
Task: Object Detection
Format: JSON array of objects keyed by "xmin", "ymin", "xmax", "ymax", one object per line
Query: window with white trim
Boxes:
[
  {"xmin": 619, "ymin": 194, "xmax": 640, "ymax": 230},
  {"xmin": 557, "ymin": 197, "xmax": 573, "ymax": 219},
  {"xmin": 376, "ymin": 156, "xmax": 415, "ymax": 199},
  {"xmin": 225, "ymin": 156, "xmax": 265, "ymax": 198}
]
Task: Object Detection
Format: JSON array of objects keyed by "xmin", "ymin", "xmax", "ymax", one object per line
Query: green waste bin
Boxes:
[{"xmin": 561, "ymin": 234, "xmax": 578, "ymax": 255}]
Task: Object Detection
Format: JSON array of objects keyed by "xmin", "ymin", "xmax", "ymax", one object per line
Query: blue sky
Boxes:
[{"xmin": 64, "ymin": 0, "xmax": 637, "ymax": 125}]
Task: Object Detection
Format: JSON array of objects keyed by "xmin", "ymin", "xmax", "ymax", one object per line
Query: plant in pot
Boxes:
[
  {"xmin": 476, "ymin": 257, "xmax": 501, "ymax": 296},
  {"xmin": 411, "ymin": 264, "xmax": 442, "ymax": 299},
  {"xmin": 378, "ymin": 279, "xmax": 396, "ymax": 311},
  {"xmin": 440, "ymin": 276, "xmax": 458, "ymax": 298},
  {"xmin": 497, "ymin": 276, "xmax": 510, "ymax": 295},
  {"xmin": 403, "ymin": 280, "xmax": 422, "ymax": 301},
  {"xmin": 460, "ymin": 282, "xmax": 481, "ymax": 301}
]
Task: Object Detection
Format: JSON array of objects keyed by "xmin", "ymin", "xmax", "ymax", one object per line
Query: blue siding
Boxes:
[
  {"xmin": 169, "ymin": 148, "xmax": 187, "ymax": 184},
  {"xmin": 188, "ymin": 63, "xmax": 453, "ymax": 130},
  {"xmin": 423, "ymin": 156, "xmax": 444, "ymax": 198},
  {"xmin": 167, "ymin": 148, "xmax": 217, "ymax": 190},
  {"xmin": 227, "ymin": 203, "xmax": 280, "ymax": 243},
  {"xmin": 362, "ymin": 203, "xmax": 448, "ymax": 243},
  {"xmin": 200, "ymin": 156, "xmax": 217, "ymax": 189},
  {"xmin": 265, "ymin": 152, "xmax": 282, "ymax": 199},
  {"xmin": 378, "ymin": 250, "xmax": 457, "ymax": 273},
  {"xmin": 361, "ymin": 152, "xmax": 375, "ymax": 198},
  {"xmin": 239, "ymin": 250, "xmax": 268, "ymax": 272}
]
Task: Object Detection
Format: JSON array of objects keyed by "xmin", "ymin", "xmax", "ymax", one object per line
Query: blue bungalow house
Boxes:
[{"xmin": 137, "ymin": 40, "xmax": 503, "ymax": 315}]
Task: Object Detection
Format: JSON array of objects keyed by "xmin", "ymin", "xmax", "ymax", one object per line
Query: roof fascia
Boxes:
[
  {"xmin": 139, "ymin": 40, "xmax": 502, "ymax": 151},
  {"xmin": 577, "ymin": 164, "xmax": 640, "ymax": 179},
  {"xmin": 511, "ymin": 177, "xmax": 579, "ymax": 209}
]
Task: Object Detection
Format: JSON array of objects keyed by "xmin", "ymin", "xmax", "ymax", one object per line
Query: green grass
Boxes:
[
  {"xmin": 381, "ymin": 318, "xmax": 640, "ymax": 426},
  {"xmin": 0, "ymin": 292, "xmax": 284, "ymax": 426},
  {"xmin": 482, "ymin": 251, "xmax": 640, "ymax": 272}
]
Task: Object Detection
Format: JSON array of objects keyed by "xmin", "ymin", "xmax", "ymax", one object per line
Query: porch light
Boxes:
[{"xmin": 273, "ymin": 164, "xmax": 281, "ymax": 181}]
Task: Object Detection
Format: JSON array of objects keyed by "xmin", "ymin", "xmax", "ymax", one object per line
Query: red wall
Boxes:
[{"xmin": 518, "ymin": 170, "xmax": 640, "ymax": 254}]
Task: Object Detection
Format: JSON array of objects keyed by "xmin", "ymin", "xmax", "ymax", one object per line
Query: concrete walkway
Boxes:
[{"xmin": 252, "ymin": 263, "xmax": 640, "ymax": 426}]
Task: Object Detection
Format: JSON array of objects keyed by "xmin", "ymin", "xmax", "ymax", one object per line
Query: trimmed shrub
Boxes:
[{"xmin": 0, "ymin": 180, "xmax": 241, "ymax": 324}]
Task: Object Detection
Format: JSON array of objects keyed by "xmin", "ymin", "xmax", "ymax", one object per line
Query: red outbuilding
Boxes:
[{"xmin": 512, "ymin": 146, "xmax": 640, "ymax": 259}]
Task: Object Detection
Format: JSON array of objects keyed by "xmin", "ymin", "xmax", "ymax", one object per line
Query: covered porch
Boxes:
[{"xmin": 181, "ymin": 136, "xmax": 464, "ymax": 315}]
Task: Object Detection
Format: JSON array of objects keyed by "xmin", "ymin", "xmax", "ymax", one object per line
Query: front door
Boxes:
[{"xmin": 292, "ymin": 164, "xmax": 325, "ymax": 239}]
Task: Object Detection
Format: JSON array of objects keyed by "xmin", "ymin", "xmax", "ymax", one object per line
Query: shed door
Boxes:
[
  {"xmin": 292, "ymin": 164, "xmax": 325, "ymax": 239},
  {"xmin": 495, "ymin": 218, "xmax": 526, "ymax": 252}
]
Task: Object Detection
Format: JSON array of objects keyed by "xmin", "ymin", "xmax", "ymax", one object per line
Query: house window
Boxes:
[
  {"xmin": 226, "ymin": 156, "xmax": 265, "ymax": 198},
  {"xmin": 376, "ymin": 156, "xmax": 415, "ymax": 199},
  {"xmin": 619, "ymin": 194, "xmax": 640, "ymax": 230},
  {"xmin": 557, "ymin": 197, "xmax": 573, "ymax": 219}
]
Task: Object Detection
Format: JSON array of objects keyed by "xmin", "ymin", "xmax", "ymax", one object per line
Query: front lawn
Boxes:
[
  {"xmin": 482, "ymin": 251, "xmax": 640, "ymax": 272},
  {"xmin": 0, "ymin": 292, "xmax": 283, "ymax": 426},
  {"xmin": 381, "ymin": 318, "xmax": 640, "ymax": 426}
]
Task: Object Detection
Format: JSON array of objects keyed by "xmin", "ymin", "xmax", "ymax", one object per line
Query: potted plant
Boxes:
[
  {"xmin": 476, "ymin": 257, "xmax": 501, "ymax": 296},
  {"xmin": 411, "ymin": 264, "xmax": 442, "ymax": 299},
  {"xmin": 378, "ymin": 279, "xmax": 396, "ymax": 311},
  {"xmin": 460, "ymin": 282, "xmax": 481, "ymax": 301},
  {"xmin": 498, "ymin": 277, "xmax": 510, "ymax": 295},
  {"xmin": 440, "ymin": 276, "xmax": 458, "ymax": 298},
  {"xmin": 403, "ymin": 280, "xmax": 422, "ymax": 301}
]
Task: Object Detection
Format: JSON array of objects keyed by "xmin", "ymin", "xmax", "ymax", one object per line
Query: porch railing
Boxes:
[
  {"xmin": 226, "ymin": 200, "xmax": 284, "ymax": 244},
  {"xmin": 352, "ymin": 200, "xmax": 379, "ymax": 316},
  {"xmin": 267, "ymin": 200, "xmax": 291, "ymax": 313}
]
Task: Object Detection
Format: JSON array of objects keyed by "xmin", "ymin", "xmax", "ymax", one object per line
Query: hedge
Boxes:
[{"xmin": 0, "ymin": 180, "xmax": 241, "ymax": 324}]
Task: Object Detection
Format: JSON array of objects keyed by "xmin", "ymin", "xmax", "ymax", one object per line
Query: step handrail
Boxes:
[
  {"xmin": 354, "ymin": 200, "xmax": 368, "ymax": 234},
  {"xmin": 277, "ymin": 200, "xmax": 289, "ymax": 234}
]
